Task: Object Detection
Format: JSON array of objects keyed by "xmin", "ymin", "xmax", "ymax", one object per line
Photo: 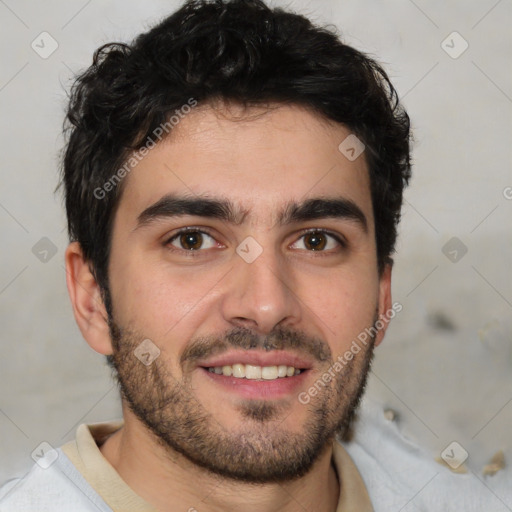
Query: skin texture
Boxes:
[{"xmin": 65, "ymin": 102, "xmax": 392, "ymax": 512}]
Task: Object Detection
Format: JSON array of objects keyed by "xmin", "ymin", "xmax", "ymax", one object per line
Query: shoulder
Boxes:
[
  {"xmin": 341, "ymin": 396, "xmax": 512, "ymax": 511},
  {"xmin": 0, "ymin": 447, "xmax": 112, "ymax": 512}
]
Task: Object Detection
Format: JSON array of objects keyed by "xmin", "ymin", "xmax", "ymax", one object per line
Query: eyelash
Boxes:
[
  {"xmin": 164, "ymin": 227, "xmax": 347, "ymax": 256},
  {"xmin": 291, "ymin": 228, "xmax": 347, "ymax": 254}
]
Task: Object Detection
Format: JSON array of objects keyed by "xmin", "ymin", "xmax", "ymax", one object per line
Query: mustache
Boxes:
[{"xmin": 180, "ymin": 325, "xmax": 332, "ymax": 367}]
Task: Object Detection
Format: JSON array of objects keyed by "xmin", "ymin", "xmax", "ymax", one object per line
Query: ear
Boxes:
[
  {"xmin": 65, "ymin": 242, "xmax": 113, "ymax": 355},
  {"xmin": 374, "ymin": 262, "xmax": 392, "ymax": 347}
]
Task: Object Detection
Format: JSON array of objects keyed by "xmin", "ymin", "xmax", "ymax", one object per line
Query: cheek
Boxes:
[
  {"xmin": 109, "ymin": 255, "xmax": 226, "ymax": 339},
  {"xmin": 301, "ymin": 267, "xmax": 378, "ymax": 357}
]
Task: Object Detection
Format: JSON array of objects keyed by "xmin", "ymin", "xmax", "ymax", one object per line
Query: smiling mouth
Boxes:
[{"xmin": 203, "ymin": 364, "xmax": 304, "ymax": 380}]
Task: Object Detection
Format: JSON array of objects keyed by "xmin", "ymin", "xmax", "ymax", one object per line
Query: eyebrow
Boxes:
[
  {"xmin": 135, "ymin": 194, "xmax": 368, "ymax": 232},
  {"xmin": 279, "ymin": 198, "xmax": 367, "ymax": 232}
]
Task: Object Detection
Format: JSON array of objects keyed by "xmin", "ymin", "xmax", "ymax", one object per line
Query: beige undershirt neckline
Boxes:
[{"xmin": 61, "ymin": 421, "xmax": 373, "ymax": 512}]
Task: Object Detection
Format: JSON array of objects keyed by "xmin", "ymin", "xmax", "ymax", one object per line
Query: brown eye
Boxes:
[
  {"xmin": 167, "ymin": 230, "xmax": 217, "ymax": 251},
  {"xmin": 291, "ymin": 230, "xmax": 344, "ymax": 252},
  {"xmin": 304, "ymin": 232, "xmax": 327, "ymax": 251},
  {"xmin": 179, "ymin": 232, "xmax": 203, "ymax": 250}
]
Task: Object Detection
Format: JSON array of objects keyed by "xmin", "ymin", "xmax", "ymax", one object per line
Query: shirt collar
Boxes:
[{"xmin": 61, "ymin": 421, "xmax": 373, "ymax": 511}]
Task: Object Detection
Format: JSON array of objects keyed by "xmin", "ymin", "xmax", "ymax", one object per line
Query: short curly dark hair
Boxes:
[{"xmin": 61, "ymin": 0, "xmax": 411, "ymax": 296}]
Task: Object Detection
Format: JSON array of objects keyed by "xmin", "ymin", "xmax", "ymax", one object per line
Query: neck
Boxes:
[{"xmin": 100, "ymin": 409, "xmax": 340, "ymax": 512}]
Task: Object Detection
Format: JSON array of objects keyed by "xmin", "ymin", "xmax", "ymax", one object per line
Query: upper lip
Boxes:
[{"xmin": 197, "ymin": 350, "xmax": 315, "ymax": 370}]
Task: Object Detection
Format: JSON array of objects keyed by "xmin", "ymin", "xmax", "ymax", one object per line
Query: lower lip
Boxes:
[{"xmin": 199, "ymin": 367, "xmax": 309, "ymax": 400}]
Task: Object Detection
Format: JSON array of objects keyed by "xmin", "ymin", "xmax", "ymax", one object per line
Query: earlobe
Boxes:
[
  {"xmin": 374, "ymin": 263, "xmax": 392, "ymax": 347},
  {"xmin": 64, "ymin": 242, "xmax": 113, "ymax": 355}
]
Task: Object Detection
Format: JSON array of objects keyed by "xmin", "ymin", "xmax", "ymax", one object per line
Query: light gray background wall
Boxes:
[{"xmin": 1, "ymin": 0, "xmax": 511, "ymax": 492}]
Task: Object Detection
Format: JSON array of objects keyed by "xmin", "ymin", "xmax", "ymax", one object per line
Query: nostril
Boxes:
[{"xmin": 230, "ymin": 317, "xmax": 260, "ymax": 332}]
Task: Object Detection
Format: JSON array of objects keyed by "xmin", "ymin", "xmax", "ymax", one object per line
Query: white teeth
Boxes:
[
  {"xmin": 207, "ymin": 363, "xmax": 301, "ymax": 380},
  {"xmin": 245, "ymin": 364, "xmax": 262, "ymax": 379},
  {"xmin": 261, "ymin": 366, "xmax": 278, "ymax": 380},
  {"xmin": 277, "ymin": 365, "xmax": 288, "ymax": 377},
  {"xmin": 232, "ymin": 364, "xmax": 245, "ymax": 378}
]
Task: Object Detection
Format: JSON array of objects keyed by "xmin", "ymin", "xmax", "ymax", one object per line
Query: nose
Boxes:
[{"xmin": 220, "ymin": 244, "xmax": 302, "ymax": 335}]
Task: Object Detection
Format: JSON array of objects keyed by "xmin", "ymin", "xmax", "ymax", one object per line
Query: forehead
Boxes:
[{"xmin": 116, "ymin": 102, "xmax": 373, "ymax": 228}]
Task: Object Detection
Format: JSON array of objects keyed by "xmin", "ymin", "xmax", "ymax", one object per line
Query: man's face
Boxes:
[{"xmin": 104, "ymin": 102, "xmax": 390, "ymax": 482}]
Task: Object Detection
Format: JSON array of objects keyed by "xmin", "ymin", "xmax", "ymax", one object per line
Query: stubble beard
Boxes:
[{"xmin": 106, "ymin": 317, "xmax": 376, "ymax": 484}]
